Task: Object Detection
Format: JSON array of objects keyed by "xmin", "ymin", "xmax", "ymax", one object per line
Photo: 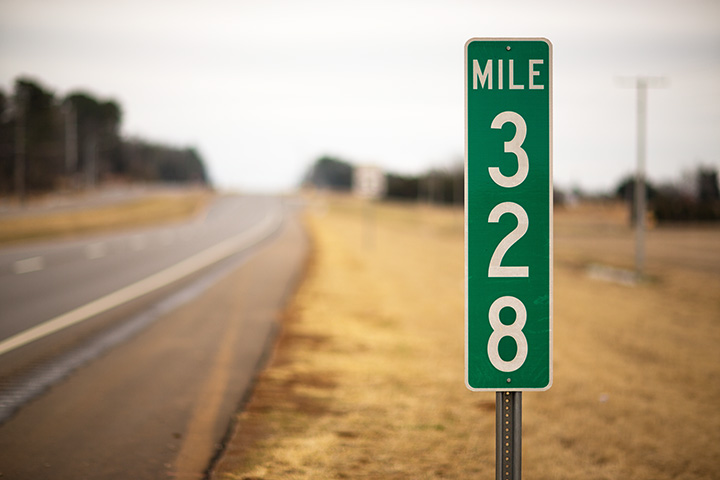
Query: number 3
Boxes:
[{"xmin": 489, "ymin": 111, "xmax": 528, "ymax": 188}]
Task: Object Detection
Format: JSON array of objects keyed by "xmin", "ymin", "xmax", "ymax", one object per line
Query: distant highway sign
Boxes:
[{"xmin": 353, "ymin": 165, "xmax": 386, "ymax": 199}]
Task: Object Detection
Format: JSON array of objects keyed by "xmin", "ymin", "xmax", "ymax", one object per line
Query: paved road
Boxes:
[
  {"xmin": 0, "ymin": 194, "xmax": 308, "ymax": 479},
  {"xmin": 0, "ymin": 195, "xmax": 280, "ymax": 343}
]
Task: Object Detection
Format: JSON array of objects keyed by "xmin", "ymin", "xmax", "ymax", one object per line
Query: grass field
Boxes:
[
  {"xmin": 214, "ymin": 195, "xmax": 720, "ymax": 479},
  {"xmin": 0, "ymin": 190, "xmax": 210, "ymax": 245}
]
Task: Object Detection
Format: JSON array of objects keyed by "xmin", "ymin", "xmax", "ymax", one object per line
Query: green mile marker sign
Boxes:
[{"xmin": 465, "ymin": 38, "xmax": 553, "ymax": 391}]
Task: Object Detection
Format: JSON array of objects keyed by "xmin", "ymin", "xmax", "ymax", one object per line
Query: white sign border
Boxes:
[{"xmin": 464, "ymin": 37, "xmax": 554, "ymax": 392}]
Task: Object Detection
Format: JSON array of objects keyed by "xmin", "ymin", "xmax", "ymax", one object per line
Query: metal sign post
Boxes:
[
  {"xmin": 618, "ymin": 76, "xmax": 666, "ymax": 279},
  {"xmin": 497, "ymin": 391, "xmax": 522, "ymax": 480},
  {"xmin": 465, "ymin": 38, "xmax": 553, "ymax": 480}
]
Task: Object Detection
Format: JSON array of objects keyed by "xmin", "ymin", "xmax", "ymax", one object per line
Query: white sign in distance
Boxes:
[{"xmin": 353, "ymin": 165, "xmax": 387, "ymax": 199}]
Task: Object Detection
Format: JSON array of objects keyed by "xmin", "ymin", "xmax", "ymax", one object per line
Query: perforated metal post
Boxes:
[{"xmin": 496, "ymin": 391, "xmax": 522, "ymax": 480}]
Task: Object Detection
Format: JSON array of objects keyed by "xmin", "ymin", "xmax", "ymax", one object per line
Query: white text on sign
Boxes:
[{"xmin": 472, "ymin": 59, "xmax": 545, "ymax": 90}]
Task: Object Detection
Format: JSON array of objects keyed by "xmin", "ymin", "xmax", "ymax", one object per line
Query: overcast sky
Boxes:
[{"xmin": 1, "ymin": 0, "xmax": 718, "ymax": 193}]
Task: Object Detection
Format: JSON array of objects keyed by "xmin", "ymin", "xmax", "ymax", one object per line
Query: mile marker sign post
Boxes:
[{"xmin": 465, "ymin": 38, "xmax": 552, "ymax": 479}]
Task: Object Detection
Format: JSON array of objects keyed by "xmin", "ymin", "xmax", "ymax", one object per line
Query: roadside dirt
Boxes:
[{"xmin": 212, "ymin": 197, "xmax": 720, "ymax": 480}]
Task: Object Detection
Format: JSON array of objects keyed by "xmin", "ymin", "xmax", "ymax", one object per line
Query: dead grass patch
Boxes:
[
  {"xmin": 0, "ymin": 191, "xmax": 210, "ymax": 245},
  {"xmin": 213, "ymin": 196, "xmax": 720, "ymax": 480}
]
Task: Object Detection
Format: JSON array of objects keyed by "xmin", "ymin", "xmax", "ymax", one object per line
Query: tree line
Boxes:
[
  {"xmin": 0, "ymin": 77, "xmax": 209, "ymax": 199},
  {"xmin": 304, "ymin": 156, "xmax": 720, "ymax": 222},
  {"xmin": 303, "ymin": 156, "xmax": 464, "ymax": 205},
  {"xmin": 615, "ymin": 167, "xmax": 720, "ymax": 222}
]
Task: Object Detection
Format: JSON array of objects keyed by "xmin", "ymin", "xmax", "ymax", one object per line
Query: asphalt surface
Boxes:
[
  {"xmin": 0, "ymin": 195, "xmax": 280, "ymax": 342},
  {"xmin": 0, "ymin": 194, "xmax": 308, "ymax": 479}
]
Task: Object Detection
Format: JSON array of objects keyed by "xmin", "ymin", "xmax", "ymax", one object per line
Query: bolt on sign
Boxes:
[{"xmin": 465, "ymin": 38, "xmax": 553, "ymax": 391}]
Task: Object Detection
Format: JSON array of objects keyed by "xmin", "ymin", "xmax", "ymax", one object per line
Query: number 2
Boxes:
[{"xmin": 488, "ymin": 202, "xmax": 529, "ymax": 277}]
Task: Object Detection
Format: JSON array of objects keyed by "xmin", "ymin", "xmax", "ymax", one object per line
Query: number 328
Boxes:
[{"xmin": 486, "ymin": 111, "xmax": 531, "ymax": 372}]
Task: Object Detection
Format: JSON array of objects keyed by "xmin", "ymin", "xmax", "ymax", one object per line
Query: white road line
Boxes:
[
  {"xmin": 0, "ymin": 209, "xmax": 283, "ymax": 357},
  {"xmin": 85, "ymin": 242, "xmax": 108, "ymax": 260},
  {"xmin": 13, "ymin": 256, "xmax": 45, "ymax": 274}
]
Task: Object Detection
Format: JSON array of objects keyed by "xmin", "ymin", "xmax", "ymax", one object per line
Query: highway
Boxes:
[{"xmin": 0, "ymin": 194, "xmax": 308, "ymax": 479}]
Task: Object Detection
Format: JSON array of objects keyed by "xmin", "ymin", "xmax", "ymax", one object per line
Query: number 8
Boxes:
[{"xmin": 487, "ymin": 296, "xmax": 528, "ymax": 372}]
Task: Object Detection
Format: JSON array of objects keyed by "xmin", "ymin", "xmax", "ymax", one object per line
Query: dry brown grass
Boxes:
[
  {"xmin": 0, "ymin": 191, "xmax": 211, "ymax": 245},
  {"xmin": 212, "ymin": 196, "xmax": 720, "ymax": 480}
]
